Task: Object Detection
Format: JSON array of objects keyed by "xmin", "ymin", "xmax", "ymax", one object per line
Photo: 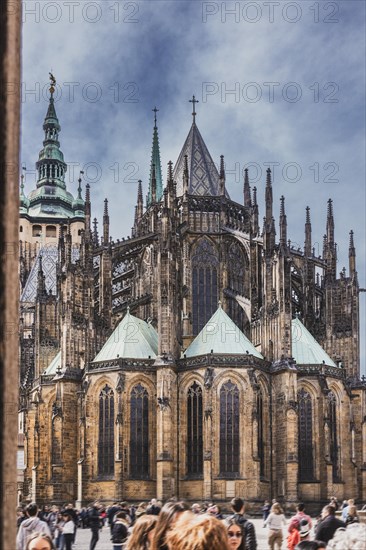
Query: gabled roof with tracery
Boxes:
[{"xmin": 173, "ymin": 122, "xmax": 230, "ymax": 198}]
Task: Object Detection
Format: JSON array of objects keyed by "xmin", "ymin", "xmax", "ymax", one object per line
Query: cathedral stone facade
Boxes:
[{"xmin": 18, "ymin": 88, "xmax": 366, "ymax": 511}]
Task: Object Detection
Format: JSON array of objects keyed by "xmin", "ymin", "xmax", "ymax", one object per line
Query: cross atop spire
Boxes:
[
  {"xmin": 189, "ymin": 95, "xmax": 199, "ymax": 123},
  {"xmin": 152, "ymin": 106, "xmax": 159, "ymax": 128}
]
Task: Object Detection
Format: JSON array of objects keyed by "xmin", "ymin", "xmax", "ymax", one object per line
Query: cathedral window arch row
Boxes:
[{"xmin": 191, "ymin": 237, "xmax": 219, "ymax": 335}]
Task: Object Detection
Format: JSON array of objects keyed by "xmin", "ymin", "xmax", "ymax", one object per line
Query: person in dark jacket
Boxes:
[
  {"xmin": 147, "ymin": 498, "xmax": 161, "ymax": 516},
  {"xmin": 228, "ymin": 497, "xmax": 257, "ymax": 550},
  {"xmin": 88, "ymin": 502, "xmax": 102, "ymax": 550},
  {"xmin": 315, "ymin": 505, "xmax": 345, "ymax": 544},
  {"xmin": 111, "ymin": 512, "xmax": 129, "ymax": 550},
  {"xmin": 108, "ymin": 503, "xmax": 121, "ymax": 534}
]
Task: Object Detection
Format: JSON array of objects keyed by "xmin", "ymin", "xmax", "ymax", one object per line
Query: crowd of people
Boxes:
[{"xmin": 15, "ymin": 495, "xmax": 366, "ymax": 550}]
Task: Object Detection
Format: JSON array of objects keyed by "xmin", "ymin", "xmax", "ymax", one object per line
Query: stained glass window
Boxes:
[
  {"xmin": 220, "ymin": 381, "xmax": 240, "ymax": 475},
  {"xmin": 298, "ymin": 388, "xmax": 314, "ymax": 481},
  {"xmin": 98, "ymin": 385, "xmax": 115, "ymax": 477},
  {"xmin": 328, "ymin": 391, "xmax": 339, "ymax": 481},
  {"xmin": 187, "ymin": 382, "xmax": 203, "ymax": 476},
  {"xmin": 257, "ymin": 391, "xmax": 265, "ymax": 479},
  {"xmin": 130, "ymin": 384, "xmax": 149, "ymax": 479},
  {"xmin": 192, "ymin": 239, "xmax": 219, "ymax": 335}
]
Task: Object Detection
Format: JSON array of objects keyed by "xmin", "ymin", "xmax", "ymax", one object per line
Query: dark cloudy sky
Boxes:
[{"xmin": 21, "ymin": 0, "xmax": 365, "ymax": 373}]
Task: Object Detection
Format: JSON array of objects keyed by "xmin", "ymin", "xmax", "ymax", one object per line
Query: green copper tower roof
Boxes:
[
  {"xmin": 291, "ymin": 318, "xmax": 337, "ymax": 367},
  {"xmin": 147, "ymin": 107, "xmax": 163, "ymax": 207},
  {"xmin": 93, "ymin": 309, "xmax": 158, "ymax": 362},
  {"xmin": 184, "ymin": 304, "xmax": 263, "ymax": 358},
  {"xmin": 20, "ymin": 76, "xmax": 85, "ymax": 220}
]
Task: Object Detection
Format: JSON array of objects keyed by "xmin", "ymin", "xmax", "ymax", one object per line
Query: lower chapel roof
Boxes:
[{"xmin": 43, "ymin": 309, "xmax": 339, "ymax": 375}]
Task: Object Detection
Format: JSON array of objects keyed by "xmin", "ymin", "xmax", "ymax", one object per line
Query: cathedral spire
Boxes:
[
  {"xmin": 279, "ymin": 195, "xmax": 287, "ymax": 247},
  {"xmin": 304, "ymin": 206, "xmax": 312, "ymax": 257},
  {"xmin": 243, "ymin": 168, "xmax": 251, "ymax": 207},
  {"xmin": 349, "ymin": 230, "xmax": 356, "ymax": 275},
  {"xmin": 103, "ymin": 198, "xmax": 109, "ymax": 246},
  {"xmin": 219, "ymin": 155, "xmax": 226, "ymax": 195},
  {"xmin": 147, "ymin": 107, "xmax": 163, "ymax": 207}
]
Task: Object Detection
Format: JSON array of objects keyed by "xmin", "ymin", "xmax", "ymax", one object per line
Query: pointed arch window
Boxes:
[
  {"xmin": 191, "ymin": 239, "xmax": 219, "ymax": 335},
  {"xmin": 187, "ymin": 382, "xmax": 203, "ymax": 476},
  {"xmin": 51, "ymin": 415, "xmax": 62, "ymax": 465},
  {"xmin": 328, "ymin": 391, "xmax": 339, "ymax": 482},
  {"xmin": 130, "ymin": 384, "xmax": 149, "ymax": 479},
  {"xmin": 98, "ymin": 385, "xmax": 115, "ymax": 477},
  {"xmin": 257, "ymin": 391, "xmax": 265, "ymax": 479},
  {"xmin": 220, "ymin": 380, "xmax": 240, "ymax": 476},
  {"xmin": 298, "ymin": 389, "xmax": 314, "ymax": 481}
]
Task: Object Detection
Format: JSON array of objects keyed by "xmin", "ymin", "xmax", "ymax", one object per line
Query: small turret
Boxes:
[
  {"xmin": 252, "ymin": 186, "xmax": 259, "ymax": 235},
  {"xmin": 93, "ymin": 218, "xmax": 99, "ymax": 247},
  {"xmin": 85, "ymin": 184, "xmax": 91, "ymax": 239},
  {"xmin": 324, "ymin": 199, "xmax": 337, "ymax": 279},
  {"xmin": 279, "ymin": 195, "xmax": 287, "ymax": 248},
  {"xmin": 137, "ymin": 180, "xmax": 143, "ymax": 220},
  {"xmin": 304, "ymin": 206, "xmax": 312, "ymax": 257},
  {"xmin": 219, "ymin": 155, "xmax": 225, "ymax": 196},
  {"xmin": 349, "ymin": 230, "xmax": 356, "ymax": 276},
  {"xmin": 103, "ymin": 198, "xmax": 109, "ymax": 246},
  {"xmin": 243, "ymin": 168, "xmax": 251, "ymax": 207},
  {"xmin": 264, "ymin": 169, "xmax": 275, "ymax": 254}
]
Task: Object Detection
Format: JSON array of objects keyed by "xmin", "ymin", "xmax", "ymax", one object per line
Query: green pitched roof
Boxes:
[
  {"xmin": 93, "ymin": 310, "xmax": 158, "ymax": 362},
  {"xmin": 291, "ymin": 318, "xmax": 337, "ymax": 367},
  {"xmin": 44, "ymin": 350, "xmax": 61, "ymax": 375},
  {"xmin": 184, "ymin": 305, "xmax": 263, "ymax": 359}
]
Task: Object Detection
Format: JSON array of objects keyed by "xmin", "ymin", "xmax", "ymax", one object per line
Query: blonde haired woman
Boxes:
[
  {"xmin": 264, "ymin": 502, "xmax": 287, "ymax": 549},
  {"xmin": 125, "ymin": 515, "xmax": 158, "ymax": 550},
  {"xmin": 165, "ymin": 511, "xmax": 231, "ymax": 550}
]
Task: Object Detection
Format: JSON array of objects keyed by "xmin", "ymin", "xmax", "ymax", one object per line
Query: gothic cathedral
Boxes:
[{"xmin": 18, "ymin": 85, "xmax": 366, "ymax": 511}]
